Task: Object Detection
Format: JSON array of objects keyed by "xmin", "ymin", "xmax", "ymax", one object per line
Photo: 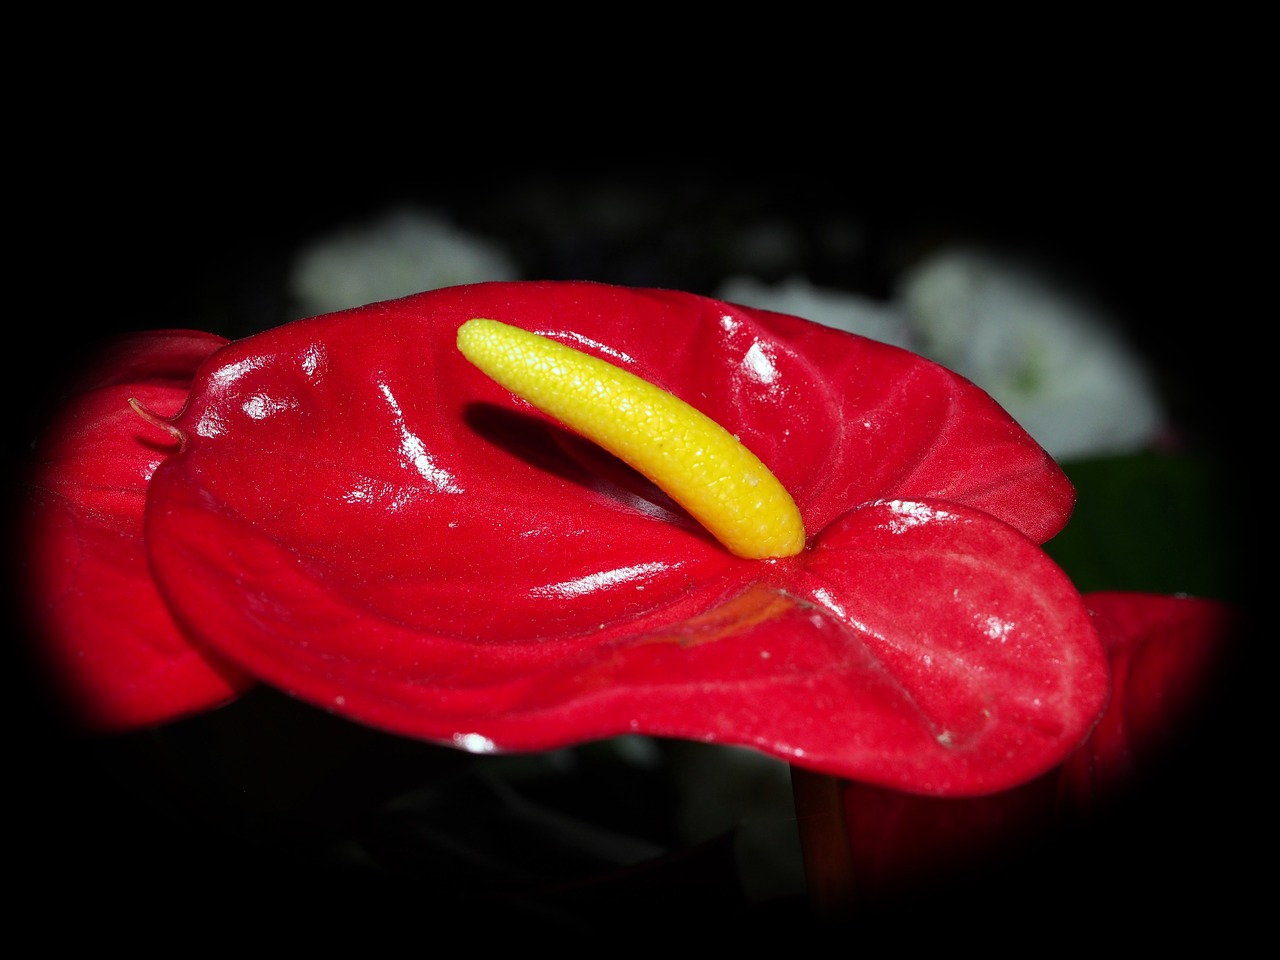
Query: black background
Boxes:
[{"xmin": 7, "ymin": 73, "xmax": 1260, "ymax": 944}]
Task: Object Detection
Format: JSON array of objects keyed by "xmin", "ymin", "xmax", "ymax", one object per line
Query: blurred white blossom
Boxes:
[
  {"xmin": 289, "ymin": 207, "xmax": 520, "ymax": 317},
  {"xmin": 897, "ymin": 246, "xmax": 1165, "ymax": 461},
  {"xmin": 718, "ymin": 254, "xmax": 1165, "ymax": 462},
  {"xmin": 716, "ymin": 275, "xmax": 915, "ymax": 350}
]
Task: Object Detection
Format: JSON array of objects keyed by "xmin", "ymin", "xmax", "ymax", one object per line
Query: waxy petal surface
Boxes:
[
  {"xmin": 1058, "ymin": 590, "xmax": 1238, "ymax": 802},
  {"xmin": 142, "ymin": 282, "xmax": 1102, "ymax": 794},
  {"xmin": 20, "ymin": 331, "xmax": 253, "ymax": 732},
  {"xmin": 840, "ymin": 591, "xmax": 1237, "ymax": 886}
]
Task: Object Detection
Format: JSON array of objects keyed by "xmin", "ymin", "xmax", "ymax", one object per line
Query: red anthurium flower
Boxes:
[
  {"xmin": 19, "ymin": 281, "xmax": 1107, "ymax": 796},
  {"xmin": 20, "ymin": 330, "xmax": 255, "ymax": 732},
  {"xmin": 838, "ymin": 591, "xmax": 1237, "ymax": 892},
  {"xmin": 1056, "ymin": 590, "xmax": 1238, "ymax": 804}
]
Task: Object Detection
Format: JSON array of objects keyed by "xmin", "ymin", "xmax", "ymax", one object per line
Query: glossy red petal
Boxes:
[
  {"xmin": 19, "ymin": 330, "xmax": 254, "ymax": 732},
  {"xmin": 794, "ymin": 499, "xmax": 1108, "ymax": 793},
  {"xmin": 153, "ymin": 280, "xmax": 1072, "ymax": 610},
  {"xmin": 148, "ymin": 469, "xmax": 1105, "ymax": 794},
  {"xmin": 1058, "ymin": 590, "xmax": 1239, "ymax": 802},
  {"xmin": 710, "ymin": 299, "xmax": 1076, "ymax": 543},
  {"xmin": 141, "ymin": 283, "xmax": 1097, "ymax": 792},
  {"xmin": 838, "ymin": 591, "xmax": 1237, "ymax": 893}
]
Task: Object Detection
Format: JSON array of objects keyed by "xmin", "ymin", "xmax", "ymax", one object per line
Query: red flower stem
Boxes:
[{"xmin": 791, "ymin": 765, "xmax": 857, "ymax": 920}]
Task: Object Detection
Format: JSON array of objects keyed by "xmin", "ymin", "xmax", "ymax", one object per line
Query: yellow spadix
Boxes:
[{"xmin": 457, "ymin": 318, "xmax": 806, "ymax": 560}]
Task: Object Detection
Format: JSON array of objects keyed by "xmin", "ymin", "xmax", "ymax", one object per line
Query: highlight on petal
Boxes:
[
  {"xmin": 456, "ymin": 317, "xmax": 805, "ymax": 559},
  {"xmin": 838, "ymin": 591, "xmax": 1237, "ymax": 895},
  {"xmin": 792, "ymin": 498, "xmax": 1108, "ymax": 794},
  {"xmin": 18, "ymin": 330, "xmax": 254, "ymax": 732},
  {"xmin": 131, "ymin": 282, "xmax": 1103, "ymax": 794}
]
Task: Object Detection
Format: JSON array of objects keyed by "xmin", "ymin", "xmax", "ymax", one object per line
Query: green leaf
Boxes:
[{"xmin": 1044, "ymin": 452, "xmax": 1240, "ymax": 602}]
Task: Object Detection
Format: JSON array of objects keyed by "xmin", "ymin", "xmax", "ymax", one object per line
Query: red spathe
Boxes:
[{"xmin": 22, "ymin": 281, "xmax": 1106, "ymax": 796}]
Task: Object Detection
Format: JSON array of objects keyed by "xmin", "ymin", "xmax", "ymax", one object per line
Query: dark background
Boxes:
[{"xmin": 7, "ymin": 89, "xmax": 1259, "ymax": 943}]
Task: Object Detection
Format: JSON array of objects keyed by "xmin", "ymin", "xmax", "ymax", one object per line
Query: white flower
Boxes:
[
  {"xmin": 716, "ymin": 275, "xmax": 915, "ymax": 350},
  {"xmin": 896, "ymin": 246, "xmax": 1165, "ymax": 461},
  {"xmin": 289, "ymin": 206, "xmax": 520, "ymax": 317}
]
